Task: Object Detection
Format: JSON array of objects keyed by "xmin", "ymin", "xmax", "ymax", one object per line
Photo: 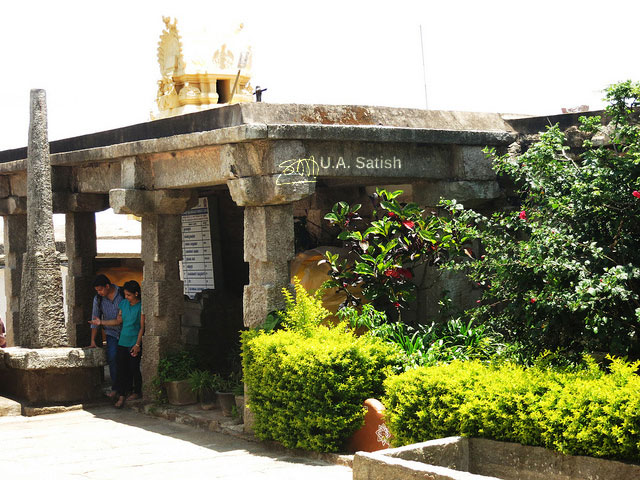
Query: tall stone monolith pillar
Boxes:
[{"xmin": 18, "ymin": 89, "xmax": 67, "ymax": 348}]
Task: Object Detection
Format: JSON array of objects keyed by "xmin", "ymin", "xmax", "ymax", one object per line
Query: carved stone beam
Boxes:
[
  {"xmin": 227, "ymin": 174, "xmax": 316, "ymax": 207},
  {"xmin": 52, "ymin": 193, "xmax": 109, "ymax": 213},
  {"xmin": 109, "ymin": 188, "xmax": 198, "ymax": 216}
]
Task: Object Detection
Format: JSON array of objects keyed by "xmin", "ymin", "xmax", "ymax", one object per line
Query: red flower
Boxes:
[
  {"xmin": 633, "ymin": 190, "xmax": 640, "ymax": 199},
  {"xmin": 398, "ymin": 268, "xmax": 413, "ymax": 279},
  {"xmin": 384, "ymin": 269, "xmax": 400, "ymax": 278},
  {"xmin": 401, "ymin": 220, "xmax": 415, "ymax": 229},
  {"xmin": 519, "ymin": 210, "xmax": 527, "ymax": 220},
  {"xmin": 393, "ymin": 302, "xmax": 400, "ymax": 308},
  {"xmin": 385, "ymin": 268, "xmax": 412, "ymax": 280},
  {"xmin": 387, "ymin": 212, "xmax": 397, "ymax": 218},
  {"xmin": 530, "ymin": 298, "xmax": 537, "ymax": 304}
]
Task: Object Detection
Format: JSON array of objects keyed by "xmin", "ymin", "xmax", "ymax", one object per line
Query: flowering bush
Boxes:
[
  {"xmin": 322, "ymin": 189, "xmax": 473, "ymax": 317},
  {"xmin": 450, "ymin": 81, "xmax": 640, "ymax": 358}
]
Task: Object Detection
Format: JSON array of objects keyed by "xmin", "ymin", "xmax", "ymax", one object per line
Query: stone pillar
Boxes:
[
  {"xmin": 3, "ymin": 213, "xmax": 26, "ymax": 347},
  {"xmin": 64, "ymin": 212, "xmax": 97, "ymax": 347},
  {"xmin": 227, "ymin": 175, "xmax": 314, "ymax": 433},
  {"xmin": 242, "ymin": 204, "xmax": 295, "ymax": 328},
  {"xmin": 110, "ymin": 188, "xmax": 197, "ymax": 397},
  {"xmin": 54, "ymin": 192, "xmax": 109, "ymax": 347},
  {"xmin": 227, "ymin": 175, "xmax": 315, "ymax": 328},
  {"xmin": 19, "ymin": 89, "xmax": 67, "ymax": 348},
  {"xmin": 0, "ymin": 90, "xmax": 106, "ymax": 405},
  {"xmin": 140, "ymin": 213, "xmax": 185, "ymax": 395}
]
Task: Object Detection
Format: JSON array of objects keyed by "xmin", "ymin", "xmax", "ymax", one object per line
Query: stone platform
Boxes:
[{"xmin": 0, "ymin": 347, "xmax": 106, "ymax": 403}]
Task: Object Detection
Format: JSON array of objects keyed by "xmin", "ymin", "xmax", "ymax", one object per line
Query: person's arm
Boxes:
[
  {"xmin": 130, "ymin": 314, "xmax": 145, "ymax": 357},
  {"xmin": 89, "ymin": 296, "xmax": 100, "ymax": 348},
  {"xmin": 0, "ymin": 317, "xmax": 6, "ymax": 348},
  {"xmin": 89, "ymin": 310, "xmax": 123, "ymax": 327}
]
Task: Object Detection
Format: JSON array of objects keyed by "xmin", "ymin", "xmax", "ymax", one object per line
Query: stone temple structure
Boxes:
[
  {"xmin": 0, "ymin": 100, "xmax": 593, "ymax": 406},
  {"xmin": 0, "ymin": 21, "xmax": 598, "ymax": 409}
]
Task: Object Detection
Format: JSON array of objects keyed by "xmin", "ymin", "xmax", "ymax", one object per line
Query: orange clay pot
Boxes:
[{"xmin": 347, "ymin": 398, "xmax": 392, "ymax": 453}]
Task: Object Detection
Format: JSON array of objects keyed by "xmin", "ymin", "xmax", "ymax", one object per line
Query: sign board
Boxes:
[{"xmin": 181, "ymin": 198, "xmax": 214, "ymax": 298}]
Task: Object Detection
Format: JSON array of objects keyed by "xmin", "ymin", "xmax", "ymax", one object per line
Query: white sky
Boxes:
[{"xmin": 2, "ymin": 0, "xmax": 640, "ymax": 151}]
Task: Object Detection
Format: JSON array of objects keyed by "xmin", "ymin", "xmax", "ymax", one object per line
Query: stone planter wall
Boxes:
[
  {"xmin": 0, "ymin": 347, "xmax": 106, "ymax": 403},
  {"xmin": 353, "ymin": 436, "xmax": 640, "ymax": 480}
]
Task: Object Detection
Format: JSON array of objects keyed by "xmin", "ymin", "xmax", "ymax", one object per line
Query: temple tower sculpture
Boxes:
[{"xmin": 152, "ymin": 17, "xmax": 253, "ymax": 120}]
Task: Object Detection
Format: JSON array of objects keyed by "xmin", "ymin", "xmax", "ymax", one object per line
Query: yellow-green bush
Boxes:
[
  {"xmin": 383, "ymin": 358, "xmax": 640, "ymax": 461},
  {"xmin": 241, "ymin": 279, "xmax": 402, "ymax": 452}
]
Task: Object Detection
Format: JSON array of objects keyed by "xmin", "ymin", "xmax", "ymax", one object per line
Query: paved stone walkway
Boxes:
[{"xmin": 1, "ymin": 406, "xmax": 353, "ymax": 480}]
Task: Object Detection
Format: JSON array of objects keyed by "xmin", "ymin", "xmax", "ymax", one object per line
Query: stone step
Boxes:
[{"xmin": 0, "ymin": 395, "xmax": 22, "ymax": 416}]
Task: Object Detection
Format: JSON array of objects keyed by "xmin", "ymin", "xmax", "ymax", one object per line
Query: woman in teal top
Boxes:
[{"xmin": 93, "ymin": 280, "xmax": 145, "ymax": 408}]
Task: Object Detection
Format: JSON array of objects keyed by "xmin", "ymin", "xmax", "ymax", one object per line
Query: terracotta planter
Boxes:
[
  {"xmin": 217, "ymin": 391, "xmax": 235, "ymax": 416},
  {"xmin": 165, "ymin": 380, "xmax": 197, "ymax": 406}
]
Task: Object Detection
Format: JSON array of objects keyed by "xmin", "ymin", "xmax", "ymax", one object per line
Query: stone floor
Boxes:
[{"xmin": 0, "ymin": 404, "xmax": 353, "ymax": 479}]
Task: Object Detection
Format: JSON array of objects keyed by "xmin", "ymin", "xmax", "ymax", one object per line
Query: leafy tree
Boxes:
[{"xmin": 452, "ymin": 81, "xmax": 640, "ymax": 358}]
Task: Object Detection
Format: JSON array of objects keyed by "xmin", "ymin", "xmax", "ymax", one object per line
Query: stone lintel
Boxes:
[
  {"xmin": 110, "ymin": 188, "xmax": 198, "ymax": 215},
  {"xmin": 0, "ymin": 196, "xmax": 27, "ymax": 215},
  {"xmin": 52, "ymin": 192, "xmax": 109, "ymax": 213},
  {"xmin": 228, "ymin": 175, "xmax": 315, "ymax": 207},
  {"xmin": 121, "ymin": 156, "xmax": 151, "ymax": 190},
  {"xmin": 2, "ymin": 347, "xmax": 106, "ymax": 370},
  {"xmin": 411, "ymin": 180, "xmax": 501, "ymax": 207}
]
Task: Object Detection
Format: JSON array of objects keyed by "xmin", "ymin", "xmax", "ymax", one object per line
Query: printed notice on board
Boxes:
[{"xmin": 181, "ymin": 198, "xmax": 215, "ymax": 298}]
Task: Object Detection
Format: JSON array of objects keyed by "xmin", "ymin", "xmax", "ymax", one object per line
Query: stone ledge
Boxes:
[
  {"xmin": 2, "ymin": 347, "xmax": 106, "ymax": 370},
  {"xmin": 353, "ymin": 436, "xmax": 640, "ymax": 480},
  {"xmin": 267, "ymin": 124, "xmax": 516, "ymax": 146},
  {"xmin": 0, "ymin": 395, "xmax": 21, "ymax": 416}
]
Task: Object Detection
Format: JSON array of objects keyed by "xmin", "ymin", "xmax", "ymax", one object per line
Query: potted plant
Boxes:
[
  {"xmin": 188, "ymin": 369, "xmax": 218, "ymax": 409},
  {"xmin": 216, "ymin": 371, "xmax": 242, "ymax": 417},
  {"xmin": 232, "ymin": 375, "xmax": 245, "ymax": 421},
  {"xmin": 154, "ymin": 350, "xmax": 198, "ymax": 405}
]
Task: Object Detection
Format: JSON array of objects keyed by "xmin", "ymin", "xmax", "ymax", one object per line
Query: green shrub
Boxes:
[
  {"xmin": 242, "ymin": 280, "xmax": 402, "ymax": 452},
  {"xmin": 383, "ymin": 358, "xmax": 640, "ymax": 461},
  {"xmin": 339, "ymin": 304, "xmax": 504, "ymax": 368},
  {"xmin": 156, "ymin": 350, "xmax": 197, "ymax": 382}
]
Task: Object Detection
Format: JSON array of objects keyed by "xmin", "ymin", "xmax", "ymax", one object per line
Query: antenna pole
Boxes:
[{"xmin": 420, "ymin": 25, "xmax": 428, "ymax": 109}]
